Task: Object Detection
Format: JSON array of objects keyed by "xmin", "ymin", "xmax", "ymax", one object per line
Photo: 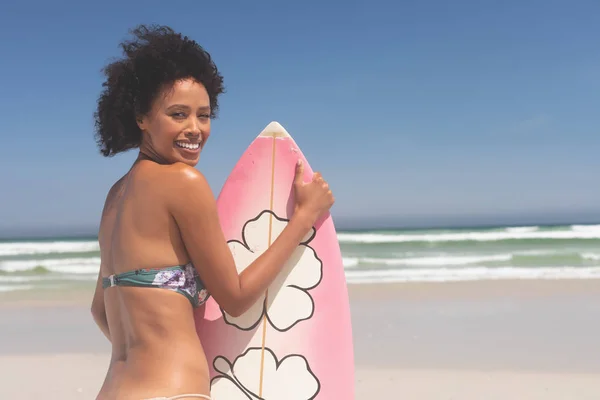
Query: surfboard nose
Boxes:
[{"xmin": 258, "ymin": 121, "xmax": 291, "ymax": 138}]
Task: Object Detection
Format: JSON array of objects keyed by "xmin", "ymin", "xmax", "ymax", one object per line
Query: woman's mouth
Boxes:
[{"xmin": 175, "ymin": 140, "xmax": 201, "ymax": 153}]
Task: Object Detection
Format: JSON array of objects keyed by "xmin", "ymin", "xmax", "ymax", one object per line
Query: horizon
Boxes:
[{"xmin": 1, "ymin": 214, "xmax": 598, "ymax": 240}]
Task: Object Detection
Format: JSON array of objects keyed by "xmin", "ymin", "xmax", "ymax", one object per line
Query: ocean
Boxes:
[{"xmin": 1, "ymin": 224, "xmax": 599, "ymax": 292}]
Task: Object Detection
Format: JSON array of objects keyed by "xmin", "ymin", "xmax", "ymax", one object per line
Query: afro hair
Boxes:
[{"xmin": 94, "ymin": 24, "xmax": 225, "ymax": 157}]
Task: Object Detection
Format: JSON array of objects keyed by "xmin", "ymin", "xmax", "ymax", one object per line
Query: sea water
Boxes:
[{"xmin": 1, "ymin": 224, "xmax": 599, "ymax": 292}]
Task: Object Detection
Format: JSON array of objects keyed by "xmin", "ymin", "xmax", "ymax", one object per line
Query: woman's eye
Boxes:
[{"xmin": 172, "ymin": 112, "xmax": 186, "ymax": 118}]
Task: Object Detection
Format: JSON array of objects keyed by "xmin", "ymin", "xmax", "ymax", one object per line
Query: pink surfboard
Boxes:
[{"xmin": 195, "ymin": 122, "xmax": 355, "ymax": 399}]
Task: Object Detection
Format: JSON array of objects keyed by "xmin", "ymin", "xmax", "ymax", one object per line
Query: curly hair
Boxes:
[{"xmin": 94, "ymin": 24, "xmax": 225, "ymax": 157}]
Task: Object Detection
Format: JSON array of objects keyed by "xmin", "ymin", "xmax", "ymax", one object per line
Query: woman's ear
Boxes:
[{"xmin": 136, "ymin": 115, "xmax": 146, "ymax": 131}]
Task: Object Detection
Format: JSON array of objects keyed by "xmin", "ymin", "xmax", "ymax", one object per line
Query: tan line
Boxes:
[{"xmin": 258, "ymin": 136, "xmax": 277, "ymax": 397}]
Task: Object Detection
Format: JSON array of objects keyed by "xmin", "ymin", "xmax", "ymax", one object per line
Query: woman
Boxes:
[{"xmin": 90, "ymin": 25, "xmax": 334, "ymax": 400}]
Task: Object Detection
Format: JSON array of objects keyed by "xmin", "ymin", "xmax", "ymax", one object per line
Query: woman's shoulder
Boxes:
[
  {"xmin": 165, "ymin": 162, "xmax": 206, "ymax": 181},
  {"xmin": 136, "ymin": 161, "xmax": 213, "ymax": 200},
  {"xmin": 161, "ymin": 162, "xmax": 208, "ymax": 187}
]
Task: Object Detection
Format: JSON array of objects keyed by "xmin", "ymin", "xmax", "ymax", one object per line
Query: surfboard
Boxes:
[{"xmin": 195, "ymin": 121, "xmax": 355, "ymax": 399}]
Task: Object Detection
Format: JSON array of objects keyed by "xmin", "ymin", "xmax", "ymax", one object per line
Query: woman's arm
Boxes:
[
  {"xmin": 168, "ymin": 160, "xmax": 333, "ymax": 317},
  {"xmin": 91, "ymin": 184, "xmax": 118, "ymax": 343},
  {"xmin": 91, "ymin": 266, "xmax": 111, "ymax": 341}
]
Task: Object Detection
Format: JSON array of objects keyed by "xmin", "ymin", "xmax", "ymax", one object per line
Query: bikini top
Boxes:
[{"xmin": 103, "ymin": 262, "xmax": 210, "ymax": 308}]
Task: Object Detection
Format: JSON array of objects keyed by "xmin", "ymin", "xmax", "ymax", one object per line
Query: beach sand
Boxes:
[{"xmin": 1, "ymin": 280, "xmax": 600, "ymax": 399}]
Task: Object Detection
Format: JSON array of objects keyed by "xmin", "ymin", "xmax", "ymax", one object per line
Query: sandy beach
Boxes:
[{"xmin": 1, "ymin": 280, "xmax": 600, "ymax": 399}]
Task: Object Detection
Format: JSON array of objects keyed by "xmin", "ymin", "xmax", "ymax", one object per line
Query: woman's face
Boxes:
[{"xmin": 137, "ymin": 78, "xmax": 211, "ymax": 166}]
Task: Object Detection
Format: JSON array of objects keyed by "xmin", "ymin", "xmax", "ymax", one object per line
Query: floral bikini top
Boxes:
[{"xmin": 102, "ymin": 262, "xmax": 210, "ymax": 308}]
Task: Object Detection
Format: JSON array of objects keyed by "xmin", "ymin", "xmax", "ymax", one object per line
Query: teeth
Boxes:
[{"xmin": 175, "ymin": 141, "xmax": 201, "ymax": 150}]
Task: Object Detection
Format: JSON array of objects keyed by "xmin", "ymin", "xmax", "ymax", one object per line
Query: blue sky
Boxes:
[{"xmin": 0, "ymin": 0, "xmax": 599, "ymax": 236}]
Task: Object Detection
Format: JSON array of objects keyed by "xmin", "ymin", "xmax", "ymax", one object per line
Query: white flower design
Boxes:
[
  {"xmin": 210, "ymin": 347, "xmax": 320, "ymax": 400},
  {"xmin": 224, "ymin": 210, "xmax": 323, "ymax": 332}
]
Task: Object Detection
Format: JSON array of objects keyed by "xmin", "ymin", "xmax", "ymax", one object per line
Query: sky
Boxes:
[{"xmin": 0, "ymin": 0, "xmax": 599, "ymax": 236}]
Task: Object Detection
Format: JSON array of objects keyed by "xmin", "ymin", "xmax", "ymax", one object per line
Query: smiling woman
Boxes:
[{"xmin": 90, "ymin": 24, "xmax": 335, "ymax": 400}]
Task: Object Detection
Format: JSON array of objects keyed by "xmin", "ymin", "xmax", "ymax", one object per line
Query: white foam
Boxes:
[
  {"xmin": 571, "ymin": 224, "xmax": 600, "ymax": 231},
  {"xmin": 0, "ymin": 285, "xmax": 35, "ymax": 292},
  {"xmin": 0, "ymin": 275, "xmax": 96, "ymax": 283},
  {"xmin": 344, "ymin": 266, "xmax": 600, "ymax": 284},
  {"xmin": 0, "ymin": 276, "xmax": 46, "ymax": 283},
  {"xmin": 0, "ymin": 241, "xmax": 99, "ymax": 256},
  {"xmin": 337, "ymin": 227, "xmax": 600, "ymax": 243},
  {"xmin": 582, "ymin": 253, "xmax": 600, "ymax": 261},
  {"xmin": 505, "ymin": 226, "xmax": 539, "ymax": 233},
  {"xmin": 359, "ymin": 254, "xmax": 512, "ymax": 267},
  {"xmin": 342, "ymin": 257, "xmax": 359, "ymax": 268},
  {"xmin": 0, "ymin": 257, "xmax": 100, "ymax": 274}
]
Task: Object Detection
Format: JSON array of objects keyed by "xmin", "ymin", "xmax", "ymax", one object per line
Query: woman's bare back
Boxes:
[{"xmin": 95, "ymin": 160, "xmax": 210, "ymax": 399}]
